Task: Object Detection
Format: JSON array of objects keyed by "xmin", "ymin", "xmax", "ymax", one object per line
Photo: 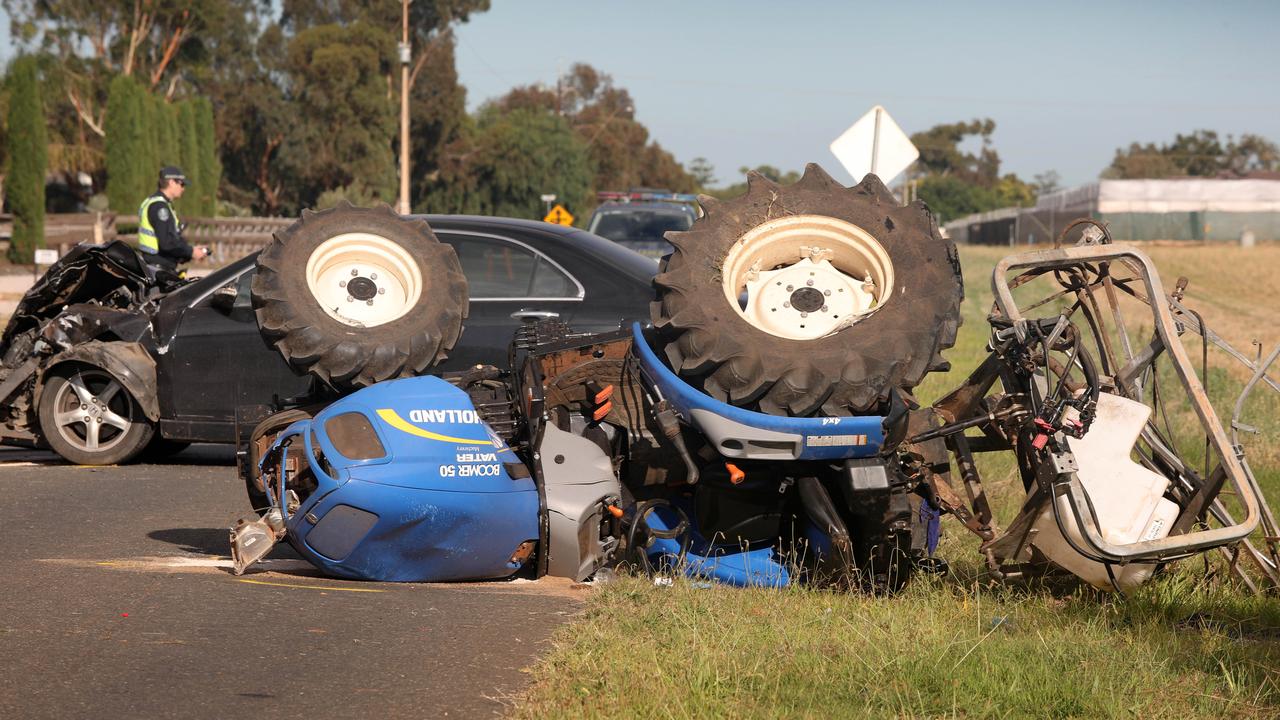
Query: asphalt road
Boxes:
[{"xmin": 0, "ymin": 445, "xmax": 583, "ymax": 719}]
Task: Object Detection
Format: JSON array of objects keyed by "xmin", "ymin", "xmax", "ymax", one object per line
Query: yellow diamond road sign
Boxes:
[{"xmin": 544, "ymin": 204, "xmax": 574, "ymax": 226}]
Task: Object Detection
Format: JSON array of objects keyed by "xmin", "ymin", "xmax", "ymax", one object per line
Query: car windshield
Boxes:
[{"xmin": 590, "ymin": 208, "xmax": 694, "ymax": 243}]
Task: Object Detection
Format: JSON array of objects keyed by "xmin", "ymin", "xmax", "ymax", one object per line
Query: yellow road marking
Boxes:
[
  {"xmin": 236, "ymin": 578, "xmax": 385, "ymax": 593},
  {"xmin": 376, "ymin": 409, "xmax": 495, "ymax": 446}
]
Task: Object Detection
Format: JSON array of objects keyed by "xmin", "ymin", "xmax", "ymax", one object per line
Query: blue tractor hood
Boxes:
[
  {"xmin": 268, "ymin": 376, "xmax": 539, "ymax": 583},
  {"xmin": 309, "ymin": 376, "xmax": 525, "ymax": 492}
]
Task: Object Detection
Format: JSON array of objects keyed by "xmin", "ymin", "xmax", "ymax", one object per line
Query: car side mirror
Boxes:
[{"xmin": 210, "ymin": 287, "xmax": 237, "ymax": 313}]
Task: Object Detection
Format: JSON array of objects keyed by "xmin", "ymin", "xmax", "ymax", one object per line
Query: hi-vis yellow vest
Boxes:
[{"xmin": 137, "ymin": 194, "xmax": 179, "ymax": 254}]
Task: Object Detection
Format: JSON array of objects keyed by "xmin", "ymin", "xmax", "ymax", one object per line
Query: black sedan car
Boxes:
[{"xmin": 0, "ymin": 213, "xmax": 656, "ymax": 464}]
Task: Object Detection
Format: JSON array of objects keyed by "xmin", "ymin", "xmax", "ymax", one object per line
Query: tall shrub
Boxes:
[
  {"xmin": 6, "ymin": 56, "xmax": 47, "ymax": 263},
  {"xmin": 105, "ymin": 75, "xmax": 149, "ymax": 214},
  {"xmin": 156, "ymin": 96, "xmax": 180, "ymax": 171},
  {"xmin": 194, "ymin": 98, "xmax": 220, "ymax": 216},
  {"xmin": 176, "ymin": 101, "xmax": 201, "ymax": 216}
]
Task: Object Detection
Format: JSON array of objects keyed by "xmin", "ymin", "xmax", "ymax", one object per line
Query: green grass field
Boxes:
[{"xmin": 512, "ymin": 244, "xmax": 1280, "ymax": 719}]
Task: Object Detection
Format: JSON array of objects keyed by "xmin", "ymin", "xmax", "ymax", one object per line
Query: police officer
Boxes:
[{"xmin": 138, "ymin": 166, "xmax": 208, "ymax": 272}]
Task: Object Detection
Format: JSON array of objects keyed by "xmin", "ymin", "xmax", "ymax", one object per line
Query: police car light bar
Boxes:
[{"xmin": 597, "ymin": 190, "xmax": 699, "ymax": 204}]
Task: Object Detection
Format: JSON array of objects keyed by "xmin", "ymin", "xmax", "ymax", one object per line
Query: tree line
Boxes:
[{"xmin": 0, "ymin": 0, "xmax": 696, "ymax": 228}]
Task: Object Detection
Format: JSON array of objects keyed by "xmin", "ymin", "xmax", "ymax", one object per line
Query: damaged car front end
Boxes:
[{"xmin": 0, "ymin": 241, "xmax": 173, "ymax": 460}]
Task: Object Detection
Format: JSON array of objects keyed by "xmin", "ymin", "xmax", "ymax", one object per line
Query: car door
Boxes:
[
  {"xmin": 155, "ymin": 267, "xmax": 313, "ymax": 442},
  {"xmin": 436, "ymin": 230, "xmax": 584, "ymax": 370}
]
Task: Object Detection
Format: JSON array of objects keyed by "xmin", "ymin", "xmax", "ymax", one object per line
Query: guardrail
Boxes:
[{"xmin": 0, "ymin": 213, "xmax": 294, "ymax": 263}]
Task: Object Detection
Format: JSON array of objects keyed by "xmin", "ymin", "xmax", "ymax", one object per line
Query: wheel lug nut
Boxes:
[
  {"xmin": 366, "ymin": 300, "xmax": 374, "ymax": 306},
  {"xmin": 806, "ymin": 279, "xmax": 814, "ymax": 287},
  {"xmin": 378, "ymin": 288, "xmax": 385, "ymax": 295},
  {"xmin": 783, "ymin": 302, "xmax": 791, "ymax": 309},
  {"xmin": 800, "ymin": 312, "xmax": 808, "ymax": 318},
  {"xmin": 351, "ymin": 269, "xmax": 359, "ymax": 276},
  {"xmin": 823, "ymin": 289, "xmax": 831, "ymax": 296},
  {"xmin": 369, "ymin": 273, "xmax": 377, "ymax": 280},
  {"xmin": 785, "ymin": 285, "xmax": 793, "ymax": 292},
  {"xmin": 346, "ymin": 297, "xmax": 353, "ymax": 302},
  {"xmin": 821, "ymin": 305, "xmax": 829, "ymax": 312},
  {"xmin": 339, "ymin": 280, "xmax": 347, "ymax": 288}
]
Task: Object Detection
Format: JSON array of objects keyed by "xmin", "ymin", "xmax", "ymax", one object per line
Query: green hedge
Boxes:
[
  {"xmin": 106, "ymin": 75, "xmax": 219, "ymax": 217},
  {"xmin": 7, "ymin": 56, "xmax": 47, "ymax": 263}
]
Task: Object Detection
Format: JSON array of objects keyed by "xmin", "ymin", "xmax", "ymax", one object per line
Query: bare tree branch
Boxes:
[
  {"xmin": 149, "ymin": 13, "xmax": 188, "ymax": 89},
  {"xmin": 123, "ymin": 0, "xmax": 154, "ymax": 77},
  {"xmin": 67, "ymin": 87, "xmax": 106, "ymax": 138},
  {"xmin": 257, "ymin": 134, "xmax": 284, "ymax": 215},
  {"xmin": 407, "ymin": 30, "xmax": 453, "ymax": 92}
]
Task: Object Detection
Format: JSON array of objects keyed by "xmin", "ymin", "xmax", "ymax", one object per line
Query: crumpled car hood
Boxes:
[{"xmin": 1, "ymin": 241, "xmax": 180, "ymax": 352}]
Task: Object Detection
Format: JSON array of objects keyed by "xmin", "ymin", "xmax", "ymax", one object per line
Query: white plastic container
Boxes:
[{"xmin": 1030, "ymin": 392, "xmax": 1181, "ymax": 590}]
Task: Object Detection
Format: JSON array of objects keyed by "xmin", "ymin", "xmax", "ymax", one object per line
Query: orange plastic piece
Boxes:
[
  {"xmin": 593, "ymin": 384, "xmax": 615, "ymax": 405},
  {"xmin": 592, "ymin": 400, "xmax": 613, "ymax": 421},
  {"xmin": 606, "ymin": 504, "xmax": 625, "ymax": 519},
  {"xmin": 726, "ymin": 463, "xmax": 745, "ymax": 485}
]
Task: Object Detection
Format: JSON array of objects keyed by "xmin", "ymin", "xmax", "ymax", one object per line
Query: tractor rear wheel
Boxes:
[
  {"xmin": 252, "ymin": 203, "xmax": 468, "ymax": 389},
  {"xmin": 653, "ymin": 164, "xmax": 963, "ymax": 416}
]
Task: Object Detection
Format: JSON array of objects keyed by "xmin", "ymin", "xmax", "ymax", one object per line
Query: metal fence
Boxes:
[
  {"xmin": 945, "ymin": 179, "xmax": 1280, "ymax": 245},
  {"xmin": 0, "ymin": 213, "xmax": 293, "ymax": 262}
]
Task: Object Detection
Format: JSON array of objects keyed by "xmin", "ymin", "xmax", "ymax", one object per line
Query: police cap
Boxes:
[{"xmin": 159, "ymin": 166, "xmax": 188, "ymax": 186}]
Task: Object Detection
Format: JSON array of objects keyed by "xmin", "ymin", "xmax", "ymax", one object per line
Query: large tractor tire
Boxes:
[
  {"xmin": 653, "ymin": 164, "xmax": 963, "ymax": 416},
  {"xmin": 252, "ymin": 203, "xmax": 468, "ymax": 389}
]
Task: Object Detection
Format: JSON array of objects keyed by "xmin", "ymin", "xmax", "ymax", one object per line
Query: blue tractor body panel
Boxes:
[
  {"xmin": 630, "ymin": 323, "xmax": 886, "ymax": 461},
  {"xmin": 642, "ymin": 503, "xmax": 792, "ymax": 588},
  {"xmin": 268, "ymin": 376, "xmax": 539, "ymax": 583}
]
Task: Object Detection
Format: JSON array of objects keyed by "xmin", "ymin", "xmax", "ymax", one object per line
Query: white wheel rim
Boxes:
[
  {"xmin": 304, "ymin": 232, "xmax": 424, "ymax": 328},
  {"xmin": 52, "ymin": 369, "xmax": 134, "ymax": 453},
  {"xmin": 720, "ymin": 215, "xmax": 894, "ymax": 341}
]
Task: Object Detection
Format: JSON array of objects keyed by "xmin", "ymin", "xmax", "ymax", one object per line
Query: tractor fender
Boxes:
[{"xmin": 37, "ymin": 341, "xmax": 160, "ymax": 422}]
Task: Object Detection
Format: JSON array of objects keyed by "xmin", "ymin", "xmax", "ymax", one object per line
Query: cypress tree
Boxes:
[
  {"xmin": 176, "ymin": 101, "xmax": 201, "ymax": 217},
  {"xmin": 156, "ymin": 98, "xmax": 179, "ymax": 173},
  {"xmin": 6, "ymin": 56, "xmax": 47, "ymax": 263},
  {"xmin": 142, "ymin": 93, "xmax": 162, "ymax": 195},
  {"xmin": 193, "ymin": 98, "xmax": 220, "ymax": 216},
  {"xmin": 105, "ymin": 75, "xmax": 149, "ymax": 214}
]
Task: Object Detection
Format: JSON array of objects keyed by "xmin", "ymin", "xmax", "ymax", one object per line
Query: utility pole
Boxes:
[{"xmin": 398, "ymin": 0, "xmax": 411, "ymax": 214}]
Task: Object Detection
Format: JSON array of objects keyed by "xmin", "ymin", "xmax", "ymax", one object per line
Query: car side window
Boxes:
[
  {"xmin": 440, "ymin": 234, "xmax": 578, "ymax": 300},
  {"xmin": 529, "ymin": 256, "xmax": 576, "ymax": 297},
  {"xmin": 233, "ymin": 268, "xmax": 255, "ymax": 307}
]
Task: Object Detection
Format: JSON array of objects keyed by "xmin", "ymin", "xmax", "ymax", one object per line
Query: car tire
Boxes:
[
  {"xmin": 251, "ymin": 203, "xmax": 468, "ymax": 389},
  {"xmin": 653, "ymin": 164, "xmax": 963, "ymax": 416},
  {"xmin": 37, "ymin": 364, "xmax": 155, "ymax": 465}
]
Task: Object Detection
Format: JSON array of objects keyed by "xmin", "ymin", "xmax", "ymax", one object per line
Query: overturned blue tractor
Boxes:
[{"xmin": 232, "ymin": 166, "xmax": 1277, "ymax": 593}]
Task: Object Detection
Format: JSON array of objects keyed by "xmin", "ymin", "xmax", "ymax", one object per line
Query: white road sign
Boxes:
[
  {"xmin": 829, "ymin": 105, "xmax": 918, "ymax": 185},
  {"xmin": 33, "ymin": 248, "xmax": 59, "ymax": 265}
]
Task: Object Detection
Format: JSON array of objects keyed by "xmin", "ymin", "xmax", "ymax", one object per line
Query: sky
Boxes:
[
  {"xmin": 452, "ymin": 0, "xmax": 1280, "ymax": 188},
  {"xmin": 2, "ymin": 1, "xmax": 1276, "ymax": 190}
]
